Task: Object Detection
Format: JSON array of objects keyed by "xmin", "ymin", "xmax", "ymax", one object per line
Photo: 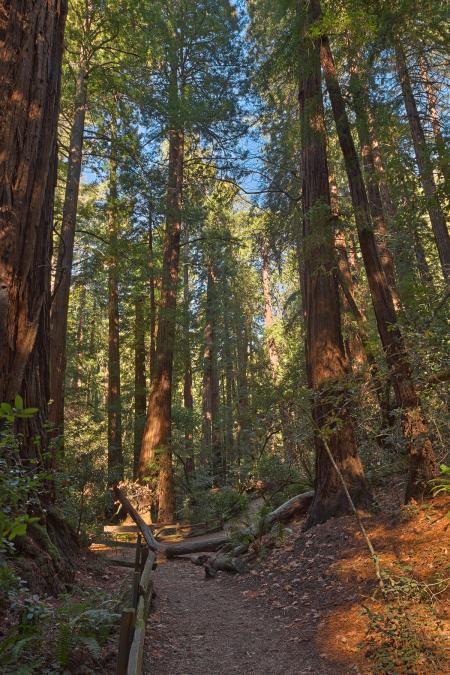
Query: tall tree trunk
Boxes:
[
  {"xmin": 298, "ymin": 0, "xmax": 370, "ymax": 529},
  {"xmin": 329, "ymin": 177, "xmax": 368, "ymax": 375},
  {"xmin": 261, "ymin": 243, "xmax": 280, "ymax": 375},
  {"xmin": 261, "ymin": 242, "xmax": 295, "ymax": 458},
  {"xmin": 394, "ymin": 40, "xmax": 450, "ymax": 281},
  {"xmin": 201, "ymin": 263, "xmax": 221, "ymax": 482},
  {"xmin": 419, "ymin": 55, "xmax": 450, "ymax": 199},
  {"xmin": 86, "ymin": 298, "xmax": 99, "ymax": 412},
  {"xmin": 72, "ymin": 284, "xmax": 86, "ymax": 389},
  {"xmin": 413, "ymin": 226, "xmax": 434, "ymax": 285},
  {"xmin": 148, "ymin": 211, "xmax": 157, "ymax": 382},
  {"xmin": 349, "ymin": 62, "xmax": 401, "ymax": 310},
  {"xmin": 0, "ymin": 0, "xmax": 67, "ymax": 456},
  {"xmin": 133, "ymin": 294, "xmax": 147, "ymax": 478},
  {"xmin": 222, "ymin": 278, "xmax": 235, "ymax": 466},
  {"xmin": 319, "ymin": 29, "xmax": 437, "ymax": 499},
  {"xmin": 235, "ymin": 315, "xmax": 250, "ymax": 464},
  {"xmin": 138, "ymin": 59, "xmax": 183, "ymax": 521},
  {"xmin": 106, "ymin": 128, "xmax": 123, "ymax": 484},
  {"xmin": 182, "ymin": 248, "xmax": 194, "ymax": 476},
  {"xmin": 49, "ymin": 44, "xmax": 88, "ymax": 437},
  {"xmin": 368, "ymin": 120, "xmax": 398, "ymax": 224},
  {"xmin": 368, "ymin": 117, "xmax": 434, "ymax": 288},
  {"xmin": 0, "ymin": 1, "xmax": 80, "ymax": 590}
]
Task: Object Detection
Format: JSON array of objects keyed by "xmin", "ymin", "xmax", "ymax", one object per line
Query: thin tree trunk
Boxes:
[
  {"xmin": 0, "ymin": 0, "xmax": 67, "ymax": 463},
  {"xmin": 106, "ymin": 125, "xmax": 123, "ymax": 484},
  {"xmin": 201, "ymin": 263, "xmax": 221, "ymax": 482},
  {"xmin": 261, "ymin": 243, "xmax": 280, "ymax": 375},
  {"xmin": 349, "ymin": 61, "xmax": 401, "ymax": 310},
  {"xmin": 394, "ymin": 40, "xmax": 450, "ymax": 281},
  {"xmin": 148, "ymin": 211, "xmax": 157, "ymax": 382},
  {"xmin": 235, "ymin": 316, "xmax": 250, "ymax": 464},
  {"xmin": 413, "ymin": 226, "xmax": 434, "ymax": 285},
  {"xmin": 368, "ymin": 116, "xmax": 399, "ymax": 224},
  {"xmin": 319, "ymin": 28, "xmax": 437, "ymax": 499},
  {"xmin": 419, "ymin": 55, "xmax": 450, "ymax": 199},
  {"xmin": 72, "ymin": 284, "xmax": 87, "ymax": 389},
  {"xmin": 133, "ymin": 295, "xmax": 147, "ymax": 479},
  {"xmin": 138, "ymin": 58, "xmax": 183, "ymax": 521},
  {"xmin": 298, "ymin": 0, "xmax": 370, "ymax": 529},
  {"xmin": 86, "ymin": 298, "xmax": 99, "ymax": 412},
  {"xmin": 261, "ymin": 242, "xmax": 295, "ymax": 458},
  {"xmin": 183, "ymin": 248, "xmax": 194, "ymax": 476},
  {"xmin": 329, "ymin": 177, "xmax": 368, "ymax": 375},
  {"xmin": 222, "ymin": 279, "xmax": 235, "ymax": 465},
  {"xmin": 49, "ymin": 45, "xmax": 88, "ymax": 437}
]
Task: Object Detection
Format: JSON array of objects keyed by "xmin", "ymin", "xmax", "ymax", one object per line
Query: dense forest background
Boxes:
[
  {"xmin": 0, "ymin": 0, "xmax": 449, "ymax": 670},
  {"xmin": 47, "ymin": 0, "xmax": 448, "ymax": 530}
]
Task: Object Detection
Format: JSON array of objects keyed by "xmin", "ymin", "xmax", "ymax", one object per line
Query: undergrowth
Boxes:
[
  {"xmin": 0, "ymin": 577, "xmax": 120, "ymax": 674},
  {"xmin": 362, "ymin": 553, "xmax": 450, "ymax": 673}
]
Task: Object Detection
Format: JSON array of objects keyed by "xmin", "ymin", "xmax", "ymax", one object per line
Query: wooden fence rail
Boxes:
[{"xmin": 116, "ymin": 533, "xmax": 156, "ymax": 675}]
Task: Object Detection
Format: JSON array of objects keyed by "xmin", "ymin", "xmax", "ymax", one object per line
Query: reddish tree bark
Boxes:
[
  {"xmin": 0, "ymin": 0, "xmax": 67, "ymax": 403},
  {"xmin": 148, "ymin": 211, "xmax": 157, "ymax": 382},
  {"xmin": 182, "ymin": 247, "xmax": 194, "ymax": 476},
  {"xmin": 319, "ymin": 27, "xmax": 437, "ymax": 499},
  {"xmin": 298, "ymin": 0, "xmax": 370, "ymax": 528},
  {"xmin": 133, "ymin": 294, "xmax": 147, "ymax": 478},
  {"xmin": 106, "ymin": 128, "xmax": 123, "ymax": 484},
  {"xmin": 201, "ymin": 262, "xmax": 222, "ymax": 482},
  {"xmin": 138, "ymin": 105, "xmax": 183, "ymax": 521},
  {"xmin": 0, "ymin": 0, "xmax": 67, "ymax": 474}
]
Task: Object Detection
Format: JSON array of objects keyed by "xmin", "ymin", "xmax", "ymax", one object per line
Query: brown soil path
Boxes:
[{"xmin": 143, "ymin": 557, "xmax": 354, "ymax": 675}]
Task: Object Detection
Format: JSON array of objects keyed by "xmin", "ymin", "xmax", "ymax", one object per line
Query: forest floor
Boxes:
[
  {"xmin": 69, "ymin": 487, "xmax": 450, "ymax": 674},
  {"xmin": 138, "ymin": 488, "xmax": 450, "ymax": 675}
]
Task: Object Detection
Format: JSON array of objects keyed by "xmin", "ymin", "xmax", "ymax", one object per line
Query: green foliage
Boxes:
[
  {"xmin": 0, "ymin": 401, "xmax": 43, "ymax": 553},
  {"xmin": 254, "ymin": 455, "xmax": 310, "ymax": 507},
  {"xmin": 362, "ymin": 566, "xmax": 450, "ymax": 673},
  {"xmin": 185, "ymin": 486, "xmax": 248, "ymax": 524},
  {"xmin": 430, "ymin": 464, "xmax": 450, "ymax": 498},
  {"xmin": 0, "ymin": 583, "xmax": 119, "ymax": 673}
]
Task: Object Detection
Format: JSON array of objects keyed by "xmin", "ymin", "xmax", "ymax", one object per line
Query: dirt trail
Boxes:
[{"xmin": 143, "ymin": 556, "xmax": 352, "ymax": 675}]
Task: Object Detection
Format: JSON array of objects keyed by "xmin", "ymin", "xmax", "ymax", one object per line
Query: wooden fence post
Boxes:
[
  {"xmin": 116, "ymin": 607, "xmax": 135, "ymax": 675},
  {"xmin": 132, "ymin": 535, "xmax": 142, "ymax": 609}
]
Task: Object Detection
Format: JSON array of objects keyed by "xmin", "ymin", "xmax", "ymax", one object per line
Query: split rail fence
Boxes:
[{"xmin": 110, "ymin": 514, "xmax": 221, "ymax": 674}]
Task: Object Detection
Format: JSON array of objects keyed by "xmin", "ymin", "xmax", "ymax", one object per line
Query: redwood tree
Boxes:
[
  {"xmin": 318, "ymin": 21, "xmax": 437, "ymax": 500},
  {"xmin": 297, "ymin": 0, "xmax": 371, "ymax": 528},
  {"xmin": 0, "ymin": 0, "xmax": 67, "ymax": 447}
]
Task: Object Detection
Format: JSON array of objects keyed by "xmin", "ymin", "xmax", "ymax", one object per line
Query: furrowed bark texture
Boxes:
[
  {"xmin": 0, "ymin": 0, "xmax": 67, "ymax": 478},
  {"xmin": 298, "ymin": 0, "xmax": 370, "ymax": 529},
  {"xmin": 138, "ymin": 112, "xmax": 184, "ymax": 522},
  {"xmin": 319, "ymin": 25, "xmax": 437, "ymax": 498},
  {"xmin": 0, "ymin": 0, "xmax": 67, "ymax": 404}
]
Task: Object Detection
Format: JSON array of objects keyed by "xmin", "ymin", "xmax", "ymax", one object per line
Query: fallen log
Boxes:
[
  {"xmin": 202, "ymin": 490, "xmax": 314, "ymax": 575},
  {"xmin": 263, "ymin": 491, "xmax": 314, "ymax": 527},
  {"xmin": 113, "ymin": 485, "xmax": 230, "ymax": 557}
]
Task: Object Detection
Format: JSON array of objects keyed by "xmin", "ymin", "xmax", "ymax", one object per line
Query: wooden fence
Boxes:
[
  {"xmin": 116, "ymin": 534, "xmax": 156, "ymax": 675},
  {"xmin": 112, "ymin": 515, "xmax": 221, "ymax": 674}
]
